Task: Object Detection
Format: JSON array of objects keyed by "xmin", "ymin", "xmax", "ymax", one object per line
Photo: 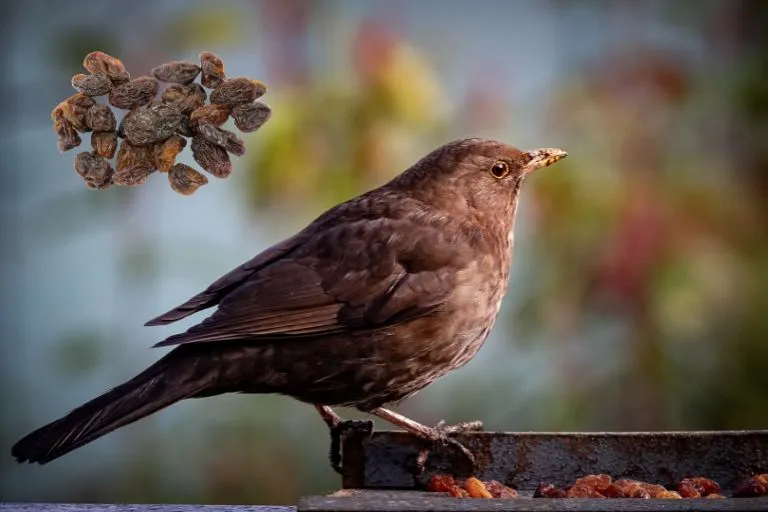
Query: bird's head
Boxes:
[{"xmin": 393, "ymin": 138, "xmax": 567, "ymax": 233}]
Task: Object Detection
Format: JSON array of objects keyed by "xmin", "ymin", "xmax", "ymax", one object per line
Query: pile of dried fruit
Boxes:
[
  {"xmin": 427, "ymin": 475, "xmax": 518, "ymax": 499},
  {"xmin": 53, "ymin": 51, "xmax": 272, "ymax": 195},
  {"xmin": 425, "ymin": 473, "xmax": 768, "ymax": 499},
  {"xmin": 734, "ymin": 474, "xmax": 768, "ymax": 497},
  {"xmin": 533, "ymin": 475, "xmax": 724, "ymax": 499}
]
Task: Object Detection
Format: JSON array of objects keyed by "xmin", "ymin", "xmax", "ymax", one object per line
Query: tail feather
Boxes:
[{"xmin": 12, "ymin": 349, "xmax": 217, "ymax": 464}]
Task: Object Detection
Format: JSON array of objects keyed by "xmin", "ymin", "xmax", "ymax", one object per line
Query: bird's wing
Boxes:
[
  {"xmin": 145, "ymin": 234, "xmax": 302, "ymax": 326},
  {"xmin": 153, "ymin": 216, "xmax": 476, "ymax": 347}
]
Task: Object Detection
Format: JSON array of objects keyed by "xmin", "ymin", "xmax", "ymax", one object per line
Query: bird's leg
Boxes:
[
  {"xmin": 315, "ymin": 404, "xmax": 344, "ymax": 429},
  {"xmin": 314, "ymin": 405, "xmax": 373, "ymax": 474},
  {"xmin": 369, "ymin": 407, "xmax": 483, "ymax": 474}
]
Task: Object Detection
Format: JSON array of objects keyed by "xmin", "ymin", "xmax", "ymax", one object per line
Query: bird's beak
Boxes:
[{"xmin": 522, "ymin": 148, "xmax": 568, "ymax": 174}]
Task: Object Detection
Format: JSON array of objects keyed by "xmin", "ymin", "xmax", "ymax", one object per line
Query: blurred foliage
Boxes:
[
  {"xmin": 2, "ymin": 0, "xmax": 767, "ymax": 507},
  {"xmin": 160, "ymin": 8, "xmax": 246, "ymax": 51},
  {"xmin": 242, "ymin": 17, "xmax": 448, "ymax": 216},
  {"xmin": 522, "ymin": 4, "xmax": 768, "ymax": 430}
]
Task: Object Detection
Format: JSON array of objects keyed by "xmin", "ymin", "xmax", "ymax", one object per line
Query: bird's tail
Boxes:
[{"xmin": 12, "ymin": 347, "xmax": 218, "ymax": 464}]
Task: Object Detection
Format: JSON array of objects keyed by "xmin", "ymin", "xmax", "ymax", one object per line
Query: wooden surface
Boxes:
[
  {"xmin": 299, "ymin": 491, "xmax": 768, "ymax": 512},
  {"xmin": 0, "ymin": 505, "xmax": 295, "ymax": 512}
]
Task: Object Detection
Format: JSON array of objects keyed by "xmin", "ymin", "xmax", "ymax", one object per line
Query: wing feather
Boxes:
[{"xmin": 151, "ymin": 212, "xmax": 478, "ymax": 347}]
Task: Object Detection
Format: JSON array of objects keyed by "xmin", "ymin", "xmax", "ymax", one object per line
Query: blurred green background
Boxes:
[{"xmin": 0, "ymin": 0, "xmax": 766, "ymax": 505}]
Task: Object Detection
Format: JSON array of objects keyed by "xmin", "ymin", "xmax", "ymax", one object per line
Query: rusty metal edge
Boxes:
[{"xmin": 339, "ymin": 430, "xmax": 768, "ymax": 491}]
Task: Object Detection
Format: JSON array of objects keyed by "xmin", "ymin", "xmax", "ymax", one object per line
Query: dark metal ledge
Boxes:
[{"xmin": 338, "ymin": 430, "xmax": 768, "ymax": 491}]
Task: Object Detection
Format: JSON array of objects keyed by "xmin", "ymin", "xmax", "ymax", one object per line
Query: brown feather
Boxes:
[{"xmin": 153, "ymin": 216, "xmax": 472, "ymax": 347}]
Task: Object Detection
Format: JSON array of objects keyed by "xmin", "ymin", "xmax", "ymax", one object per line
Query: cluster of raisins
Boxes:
[
  {"xmin": 427, "ymin": 473, "xmax": 768, "ymax": 499},
  {"xmin": 427, "ymin": 475, "xmax": 519, "ymax": 499},
  {"xmin": 53, "ymin": 51, "xmax": 272, "ymax": 195}
]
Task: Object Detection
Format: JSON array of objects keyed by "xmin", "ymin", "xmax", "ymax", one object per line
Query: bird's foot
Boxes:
[
  {"xmin": 329, "ymin": 419, "xmax": 374, "ymax": 475},
  {"xmin": 414, "ymin": 419, "xmax": 484, "ymax": 475}
]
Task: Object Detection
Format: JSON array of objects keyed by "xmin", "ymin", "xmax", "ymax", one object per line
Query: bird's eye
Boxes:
[{"xmin": 490, "ymin": 161, "xmax": 509, "ymax": 179}]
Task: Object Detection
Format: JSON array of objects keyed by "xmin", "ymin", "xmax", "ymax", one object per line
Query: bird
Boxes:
[{"xmin": 11, "ymin": 138, "xmax": 566, "ymax": 471}]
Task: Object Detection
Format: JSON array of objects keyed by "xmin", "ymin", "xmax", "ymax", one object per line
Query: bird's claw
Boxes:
[
  {"xmin": 414, "ymin": 419, "xmax": 483, "ymax": 475},
  {"xmin": 329, "ymin": 419, "xmax": 374, "ymax": 474},
  {"xmin": 434, "ymin": 419, "xmax": 484, "ymax": 436}
]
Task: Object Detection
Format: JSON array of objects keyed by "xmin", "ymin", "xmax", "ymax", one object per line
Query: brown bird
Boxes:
[{"xmin": 11, "ymin": 138, "xmax": 566, "ymax": 471}]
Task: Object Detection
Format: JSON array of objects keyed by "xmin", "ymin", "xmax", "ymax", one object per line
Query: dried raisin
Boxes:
[
  {"xmin": 108, "ymin": 76, "xmax": 159, "ymax": 109},
  {"xmin": 566, "ymin": 484, "xmax": 605, "ymax": 498},
  {"xmin": 52, "ymin": 109, "xmax": 81, "ymax": 152},
  {"xmin": 483, "ymin": 481, "xmax": 518, "ymax": 499},
  {"xmin": 191, "ymin": 134, "xmax": 231, "ymax": 178},
  {"xmin": 85, "ymin": 104, "xmax": 116, "ymax": 131},
  {"xmin": 71, "ymin": 73, "xmax": 112, "ymax": 96},
  {"xmin": 153, "ymin": 134, "xmax": 187, "ymax": 172},
  {"xmin": 114, "ymin": 166, "xmax": 154, "ymax": 186},
  {"xmin": 198, "ymin": 122, "xmax": 245, "ymax": 156},
  {"xmin": 677, "ymin": 477, "xmax": 720, "ymax": 497},
  {"xmin": 231, "ymin": 102, "xmax": 271, "ymax": 132},
  {"xmin": 83, "ymin": 51, "xmax": 130, "ymax": 85},
  {"xmin": 733, "ymin": 474, "xmax": 768, "ymax": 497},
  {"xmin": 122, "ymin": 103, "xmax": 183, "ymax": 146},
  {"xmin": 91, "ymin": 130, "xmax": 118, "ymax": 159},
  {"xmin": 210, "ymin": 77, "xmax": 266, "ymax": 106},
  {"xmin": 74, "ymin": 151, "xmax": 113, "ymax": 189},
  {"xmin": 533, "ymin": 483, "xmax": 567, "ymax": 499},
  {"xmin": 151, "ymin": 60, "xmax": 201, "ymax": 84},
  {"xmin": 161, "ymin": 83, "xmax": 206, "ymax": 115},
  {"xmin": 464, "ymin": 478, "xmax": 493, "ymax": 499},
  {"xmin": 628, "ymin": 488, "xmax": 651, "ymax": 499},
  {"xmin": 115, "ymin": 140, "xmax": 155, "ymax": 185},
  {"xmin": 199, "ymin": 51, "xmax": 226, "ymax": 89},
  {"xmin": 572, "ymin": 474, "xmax": 612, "ymax": 493},
  {"xmin": 426, "ymin": 474, "xmax": 456, "ymax": 493},
  {"xmin": 168, "ymin": 163, "xmax": 208, "ymax": 195},
  {"xmin": 425, "ymin": 475, "xmax": 467, "ymax": 498},
  {"xmin": 189, "ymin": 104, "xmax": 230, "ymax": 127},
  {"xmin": 53, "ymin": 93, "xmax": 95, "ymax": 132},
  {"xmin": 601, "ymin": 484, "xmax": 628, "ymax": 498}
]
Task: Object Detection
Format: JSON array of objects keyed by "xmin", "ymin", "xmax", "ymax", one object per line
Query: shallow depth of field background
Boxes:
[{"xmin": 1, "ymin": 0, "xmax": 766, "ymax": 505}]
